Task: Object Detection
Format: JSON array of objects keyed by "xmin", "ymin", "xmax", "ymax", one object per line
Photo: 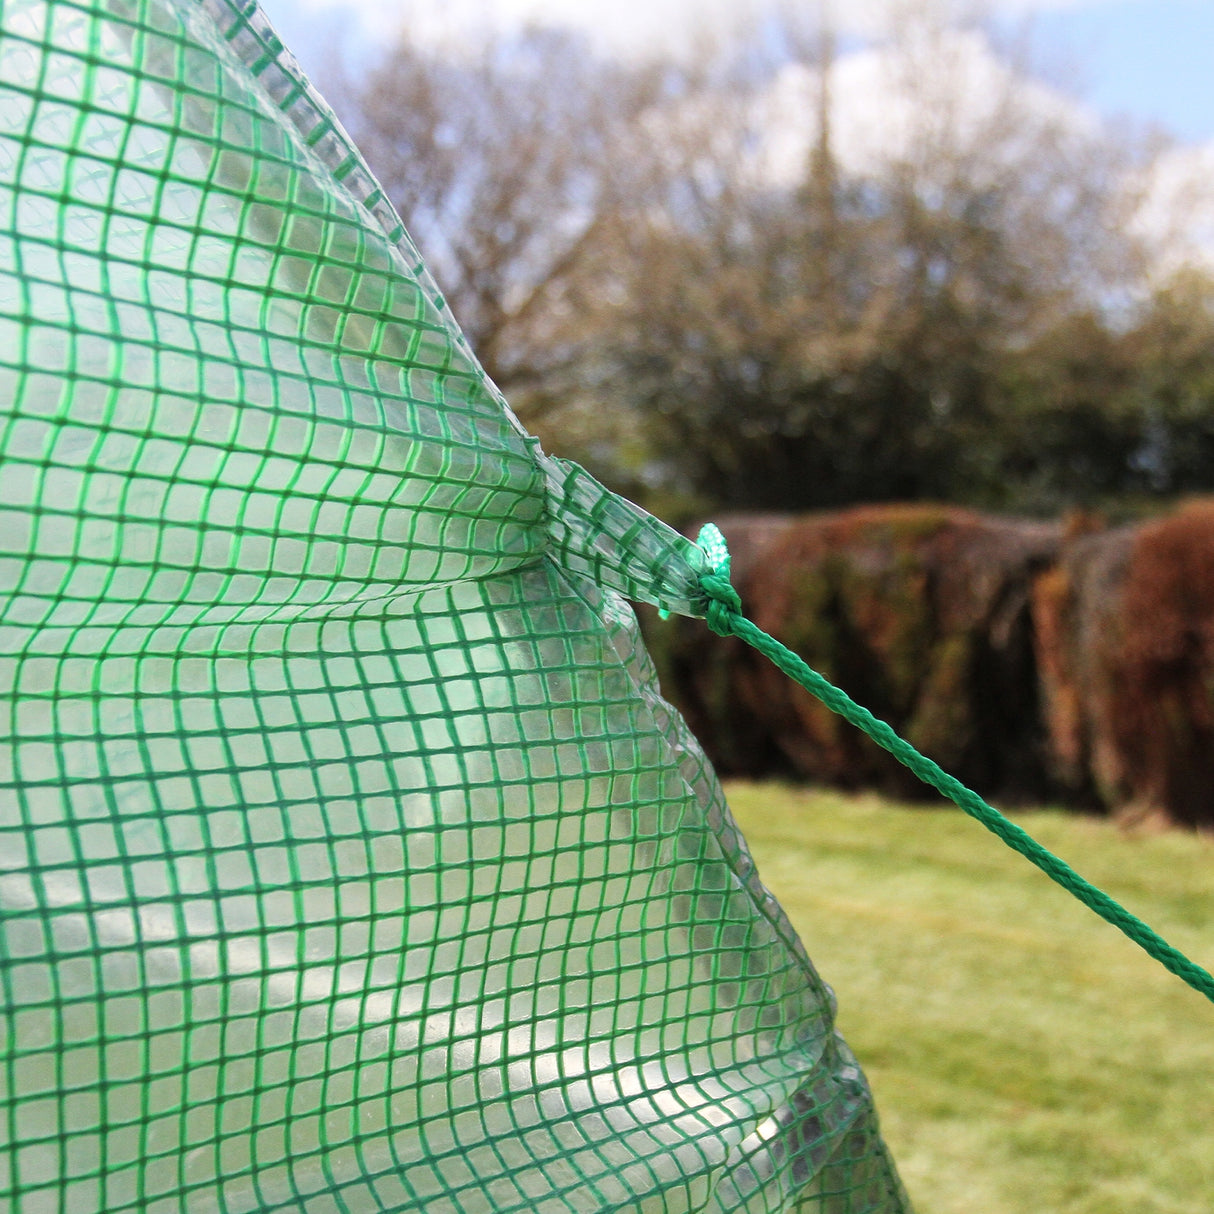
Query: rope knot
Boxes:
[
  {"xmin": 701, "ymin": 571, "xmax": 741, "ymax": 637},
  {"xmin": 689, "ymin": 524, "xmax": 741, "ymax": 636}
]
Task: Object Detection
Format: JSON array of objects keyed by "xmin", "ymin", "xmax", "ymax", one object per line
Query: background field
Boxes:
[{"xmin": 725, "ymin": 782, "xmax": 1214, "ymax": 1214}]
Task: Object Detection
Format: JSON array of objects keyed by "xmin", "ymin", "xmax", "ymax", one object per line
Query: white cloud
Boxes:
[
  {"xmin": 272, "ymin": 0, "xmax": 747, "ymax": 57},
  {"xmin": 1132, "ymin": 141, "xmax": 1214, "ymax": 278},
  {"xmin": 269, "ymin": 0, "xmax": 1134, "ymax": 60},
  {"xmin": 743, "ymin": 26, "xmax": 1099, "ymax": 186}
]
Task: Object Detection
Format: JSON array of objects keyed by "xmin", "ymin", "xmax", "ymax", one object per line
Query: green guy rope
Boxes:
[{"xmin": 691, "ymin": 525, "xmax": 1214, "ymax": 1007}]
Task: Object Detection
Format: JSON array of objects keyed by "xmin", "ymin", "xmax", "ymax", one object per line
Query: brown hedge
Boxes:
[{"xmin": 644, "ymin": 500, "xmax": 1214, "ymax": 827}]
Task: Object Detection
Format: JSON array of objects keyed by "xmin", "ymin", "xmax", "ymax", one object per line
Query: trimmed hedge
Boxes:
[{"xmin": 643, "ymin": 500, "xmax": 1214, "ymax": 826}]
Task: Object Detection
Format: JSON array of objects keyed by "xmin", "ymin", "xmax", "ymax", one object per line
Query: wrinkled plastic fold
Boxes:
[{"xmin": 0, "ymin": 1, "xmax": 909, "ymax": 1209}]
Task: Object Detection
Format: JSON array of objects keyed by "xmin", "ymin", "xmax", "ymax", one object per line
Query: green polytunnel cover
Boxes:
[{"xmin": 0, "ymin": 1, "xmax": 910, "ymax": 1210}]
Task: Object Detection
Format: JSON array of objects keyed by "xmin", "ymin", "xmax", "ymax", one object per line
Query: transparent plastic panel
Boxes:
[{"xmin": 0, "ymin": 2, "xmax": 909, "ymax": 1210}]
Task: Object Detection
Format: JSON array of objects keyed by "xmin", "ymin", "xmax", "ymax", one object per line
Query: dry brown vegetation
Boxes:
[
  {"xmin": 646, "ymin": 500, "xmax": 1214, "ymax": 826},
  {"xmin": 1030, "ymin": 502, "xmax": 1214, "ymax": 826}
]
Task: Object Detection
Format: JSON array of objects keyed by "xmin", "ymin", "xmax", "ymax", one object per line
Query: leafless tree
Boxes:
[{"xmin": 331, "ymin": 22, "xmax": 662, "ymax": 424}]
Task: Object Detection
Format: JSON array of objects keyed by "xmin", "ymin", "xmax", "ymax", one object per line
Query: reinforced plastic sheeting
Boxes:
[{"xmin": 0, "ymin": 2, "xmax": 910, "ymax": 1210}]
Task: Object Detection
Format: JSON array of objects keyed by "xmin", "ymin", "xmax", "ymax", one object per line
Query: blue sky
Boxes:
[{"xmin": 1028, "ymin": 0, "xmax": 1214, "ymax": 144}]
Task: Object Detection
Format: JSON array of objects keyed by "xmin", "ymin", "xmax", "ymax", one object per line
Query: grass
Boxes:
[{"xmin": 724, "ymin": 781, "xmax": 1214, "ymax": 1214}]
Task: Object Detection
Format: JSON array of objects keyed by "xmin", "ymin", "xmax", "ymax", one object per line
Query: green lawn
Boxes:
[{"xmin": 724, "ymin": 782, "xmax": 1214, "ymax": 1214}]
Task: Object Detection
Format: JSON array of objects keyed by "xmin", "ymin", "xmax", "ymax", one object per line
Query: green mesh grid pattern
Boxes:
[{"xmin": 0, "ymin": 2, "xmax": 910, "ymax": 1210}]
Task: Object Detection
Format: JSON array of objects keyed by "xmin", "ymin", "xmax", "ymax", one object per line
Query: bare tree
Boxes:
[{"xmin": 332, "ymin": 21, "xmax": 661, "ymax": 426}]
